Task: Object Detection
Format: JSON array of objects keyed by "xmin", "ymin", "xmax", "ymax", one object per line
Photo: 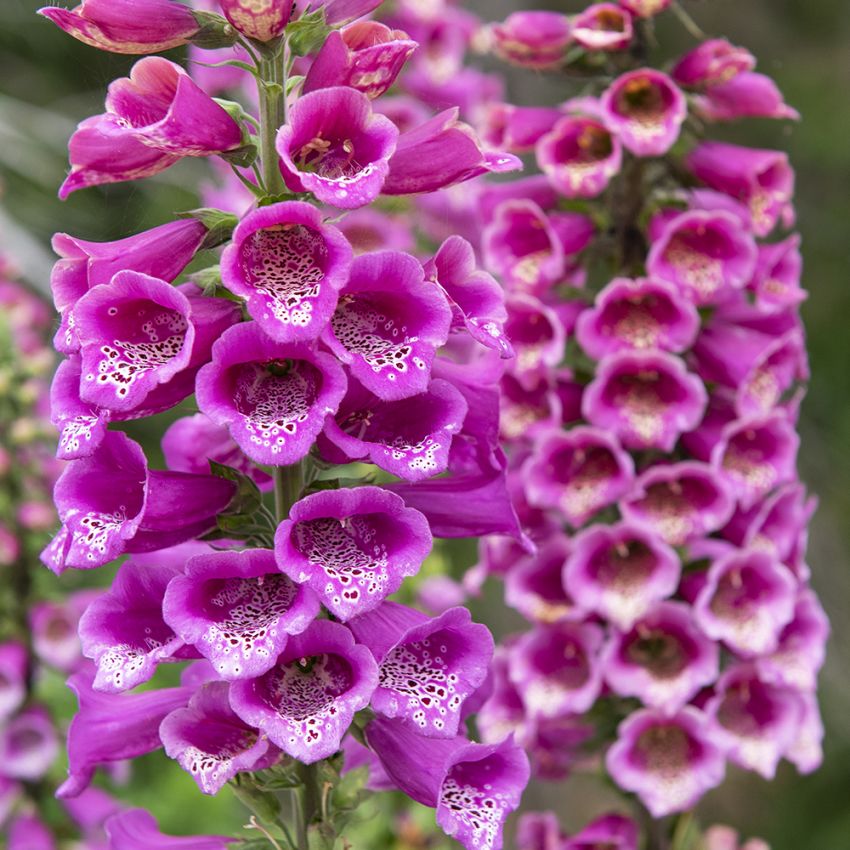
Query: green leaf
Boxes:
[
  {"xmin": 287, "ymin": 10, "xmax": 331, "ymax": 57},
  {"xmin": 209, "ymin": 460, "xmax": 263, "ymax": 517},
  {"xmin": 332, "ymin": 767, "xmax": 368, "ymax": 812}
]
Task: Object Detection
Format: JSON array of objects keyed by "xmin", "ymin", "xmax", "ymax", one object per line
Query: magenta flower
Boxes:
[
  {"xmin": 750, "ymin": 235, "xmax": 805, "ymax": 312},
  {"xmin": 319, "ymin": 377, "xmax": 468, "ymax": 482},
  {"xmin": 696, "ymin": 72, "xmax": 799, "ymax": 123},
  {"xmin": 0, "ymin": 642, "xmax": 27, "ymax": 719},
  {"xmin": 606, "ymin": 707, "xmax": 725, "ymax": 817},
  {"xmin": 220, "ymin": 0, "xmax": 292, "ymax": 42},
  {"xmin": 582, "ymin": 350, "xmax": 707, "ymax": 451},
  {"xmin": 160, "ymin": 682, "xmax": 272, "ymax": 795},
  {"xmin": 705, "ymin": 664, "xmax": 804, "ymax": 779},
  {"xmin": 0, "ymin": 707, "xmax": 59, "ymax": 781},
  {"xmin": 491, "ymin": 12, "xmax": 572, "ymax": 70},
  {"xmin": 481, "ymin": 104, "xmax": 563, "ymax": 154},
  {"xmin": 693, "ymin": 549, "xmax": 797, "ymax": 657},
  {"xmin": 61, "ymin": 58, "xmax": 243, "ymax": 198},
  {"xmin": 336, "ymin": 208, "xmax": 416, "ymax": 255},
  {"xmin": 571, "ymin": 4, "xmax": 633, "ymax": 51},
  {"xmin": 323, "ymin": 251, "xmax": 452, "ymax": 400},
  {"xmin": 349, "ymin": 602, "xmax": 493, "ymax": 737},
  {"xmin": 229, "ymin": 620, "xmax": 378, "ymax": 763},
  {"xmin": 601, "ymin": 69, "xmax": 686, "ymax": 157},
  {"xmin": 195, "ymin": 321, "xmax": 347, "ymax": 467},
  {"xmin": 704, "ymin": 826, "xmax": 770, "ymax": 850},
  {"xmin": 687, "ymin": 141, "xmax": 795, "ymax": 236},
  {"xmin": 104, "ymin": 809, "xmax": 232, "ymax": 850},
  {"xmin": 620, "ymin": 461, "xmax": 734, "ymax": 546},
  {"xmin": 43, "ymin": 432, "xmax": 236, "ymax": 573},
  {"xmin": 274, "ymin": 487, "xmax": 431, "ymax": 622},
  {"xmin": 524, "ymin": 426, "xmax": 635, "ymax": 527},
  {"xmin": 39, "ymin": 0, "xmax": 199, "ymax": 55},
  {"xmin": 221, "ymin": 202, "xmax": 353, "ymax": 344},
  {"xmin": 671, "ymin": 39, "xmax": 756, "ymax": 88},
  {"xmin": 503, "ymin": 296, "xmax": 567, "ymax": 387},
  {"xmin": 8, "ymin": 815, "xmax": 55, "ymax": 850},
  {"xmin": 277, "ymin": 86, "xmax": 399, "ymax": 209},
  {"xmin": 603, "ymin": 601, "xmax": 719, "ymax": 710},
  {"xmin": 564, "ymin": 522, "xmax": 680, "ymax": 629},
  {"xmin": 786, "ymin": 692, "xmax": 824, "ymax": 774},
  {"xmin": 304, "ymin": 22, "xmax": 417, "ymax": 100},
  {"xmin": 383, "ymin": 109, "xmax": 521, "ymax": 196},
  {"xmin": 576, "ymin": 276, "xmax": 700, "ymax": 358},
  {"xmin": 306, "ymin": 0, "xmax": 384, "ymax": 26},
  {"xmin": 536, "ymin": 115, "xmax": 622, "ymax": 199},
  {"xmin": 163, "ymin": 548, "xmax": 318, "ymax": 680},
  {"xmin": 563, "ymin": 814, "xmax": 639, "ymax": 850}
]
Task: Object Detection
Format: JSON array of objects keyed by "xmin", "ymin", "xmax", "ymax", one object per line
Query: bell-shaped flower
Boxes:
[
  {"xmin": 582, "ymin": 351, "xmax": 707, "ymax": 451},
  {"xmin": 349, "ymin": 602, "xmax": 494, "ymax": 737},
  {"xmin": 564, "ymin": 522, "xmax": 680, "ymax": 630},
  {"xmin": 686, "ymin": 141, "xmax": 795, "ymax": 237},
  {"xmin": 536, "ymin": 114, "xmax": 622, "ymax": 199},
  {"xmin": 323, "ymin": 251, "xmax": 452, "ymax": 400},
  {"xmin": 620, "ymin": 461, "xmax": 734, "ymax": 546},
  {"xmin": 563, "ymin": 814, "xmax": 639, "ymax": 850},
  {"xmin": 601, "ymin": 69, "xmax": 686, "ymax": 157},
  {"xmin": 618, "ymin": 0, "xmax": 671, "ymax": 16},
  {"xmin": 229, "ymin": 620, "xmax": 378, "ymax": 763},
  {"xmin": 61, "ymin": 58, "xmax": 243, "ymax": 198},
  {"xmin": 277, "ymin": 86, "xmax": 399, "ymax": 209},
  {"xmin": 305, "ymin": 0, "xmax": 384, "ymax": 26},
  {"xmin": 304, "ymin": 22, "xmax": 417, "ymax": 100},
  {"xmin": 163, "ymin": 548, "xmax": 318, "ymax": 681},
  {"xmin": 160, "ymin": 682, "xmax": 273, "ymax": 795},
  {"xmin": 336, "ymin": 207, "xmax": 416, "ymax": 255},
  {"xmin": 605, "ymin": 707, "xmax": 725, "ymax": 817},
  {"xmin": 576, "ymin": 276, "xmax": 700, "ymax": 358},
  {"xmin": 104, "ymin": 809, "xmax": 232, "ymax": 850},
  {"xmin": 382, "ymin": 109, "xmax": 521, "ymax": 196},
  {"xmin": 59, "ymin": 668, "xmax": 192, "ymax": 797},
  {"xmin": 499, "ymin": 373, "xmax": 563, "ymax": 442},
  {"xmin": 42, "ymin": 432, "xmax": 236, "ymax": 573},
  {"xmin": 481, "ymin": 104, "xmax": 563, "ymax": 154},
  {"xmin": 509, "ymin": 622, "xmax": 604, "ymax": 718},
  {"xmin": 220, "ymin": 202, "xmax": 353, "ymax": 344},
  {"xmin": 603, "ymin": 602, "xmax": 719, "ymax": 711},
  {"xmin": 749, "ymin": 235, "xmax": 804, "ymax": 313},
  {"xmin": 516, "ymin": 811, "xmax": 563, "ymax": 850},
  {"xmin": 39, "ymin": 0, "xmax": 199, "ymax": 55},
  {"xmin": 647, "ymin": 210, "xmax": 758, "ymax": 305},
  {"xmin": 695, "ymin": 72, "xmax": 799, "ymax": 123},
  {"xmin": 367, "ymin": 717, "xmax": 530, "ymax": 850},
  {"xmin": 0, "ymin": 642, "xmax": 27, "ymax": 719},
  {"xmin": 785, "ymin": 692, "xmax": 824, "ymax": 774},
  {"xmin": 693, "ymin": 549, "xmax": 797, "ymax": 657},
  {"xmin": 220, "ymin": 0, "xmax": 292, "ymax": 42},
  {"xmin": 704, "ymin": 826, "xmax": 770, "ymax": 850},
  {"xmin": 0, "ymin": 706, "xmax": 59, "ymax": 781},
  {"xmin": 196, "ymin": 321, "xmax": 348, "ymax": 467},
  {"xmin": 319, "ymin": 377, "xmax": 468, "ymax": 482},
  {"xmin": 29, "ymin": 591, "xmax": 93, "ymax": 672},
  {"xmin": 502, "ymin": 296, "xmax": 567, "ymax": 389},
  {"xmin": 490, "ymin": 12, "xmax": 572, "ymax": 70},
  {"xmin": 671, "ymin": 39, "xmax": 755, "ymax": 88},
  {"xmin": 274, "ymin": 487, "xmax": 431, "ymax": 622},
  {"xmin": 524, "ymin": 426, "xmax": 635, "ymax": 527},
  {"xmin": 50, "ymin": 358, "xmax": 109, "ymax": 461},
  {"xmin": 7, "ymin": 815, "xmax": 55, "ymax": 850},
  {"xmin": 425, "ymin": 236, "xmax": 512, "ymax": 358},
  {"xmin": 571, "ymin": 4, "xmax": 633, "ymax": 51}
]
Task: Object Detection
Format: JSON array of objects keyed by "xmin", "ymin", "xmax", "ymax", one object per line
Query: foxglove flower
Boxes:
[
  {"xmin": 571, "ymin": 4, "xmax": 633, "ymax": 51},
  {"xmin": 104, "ymin": 809, "xmax": 232, "ymax": 850},
  {"xmin": 502, "ymin": 295, "xmax": 567, "ymax": 388},
  {"xmin": 749, "ymin": 235, "xmax": 804, "ymax": 312},
  {"xmin": 606, "ymin": 707, "xmax": 725, "ymax": 817},
  {"xmin": 564, "ymin": 814, "xmax": 639, "ymax": 850},
  {"xmin": 304, "ymin": 22, "xmax": 418, "ymax": 99},
  {"xmin": 163, "ymin": 549, "xmax": 318, "ymax": 680},
  {"xmin": 220, "ymin": 202, "xmax": 353, "ymax": 344},
  {"xmin": 319, "ymin": 377, "xmax": 467, "ymax": 482},
  {"xmin": 196, "ymin": 321, "xmax": 348, "ymax": 467},
  {"xmin": 229, "ymin": 620, "xmax": 378, "ymax": 763},
  {"xmin": 0, "ymin": 706, "xmax": 59, "ymax": 781},
  {"xmin": 617, "ymin": 0, "xmax": 672, "ymax": 17},
  {"xmin": 695, "ymin": 73, "xmax": 798, "ymax": 123},
  {"xmin": 220, "ymin": 0, "xmax": 292, "ymax": 42},
  {"xmin": 490, "ymin": 12, "xmax": 572, "ymax": 70},
  {"xmin": 277, "ymin": 86, "xmax": 399, "ymax": 209},
  {"xmin": 601, "ymin": 69, "xmax": 687, "ymax": 157},
  {"xmin": 160, "ymin": 682, "xmax": 272, "ymax": 795},
  {"xmin": 274, "ymin": 487, "xmax": 431, "ymax": 622},
  {"xmin": 671, "ymin": 39, "xmax": 756, "ymax": 88},
  {"xmin": 8, "ymin": 815, "xmax": 55, "ymax": 850},
  {"xmin": 582, "ymin": 351, "xmax": 707, "ymax": 451},
  {"xmin": 481, "ymin": 104, "xmax": 563, "ymax": 153},
  {"xmin": 39, "ymin": 0, "xmax": 199, "ymax": 55},
  {"xmin": 61, "ymin": 58, "xmax": 243, "ymax": 197},
  {"xmin": 564, "ymin": 522, "xmax": 680, "ymax": 629},
  {"xmin": 603, "ymin": 601, "xmax": 719, "ymax": 710},
  {"xmin": 322, "ymin": 251, "xmax": 452, "ymax": 400},
  {"xmin": 0, "ymin": 642, "xmax": 27, "ymax": 719},
  {"xmin": 704, "ymin": 826, "xmax": 770, "ymax": 850},
  {"xmin": 525, "ymin": 427, "xmax": 635, "ymax": 527},
  {"xmin": 307, "ymin": 0, "xmax": 384, "ymax": 26}
]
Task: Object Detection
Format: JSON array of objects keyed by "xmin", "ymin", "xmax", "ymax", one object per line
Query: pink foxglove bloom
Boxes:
[
  {"xmin": 219, "ymin": 0, "xmax": 293, "ymax": 42},
  {"xmin": 105, "ymin": 809, "xmax": 232, "ymax": 850},
  {"xmin": 481, "ymin": 104, "xmax": 563, "ymax": 153},
  {"xmin": 695, "ymin": 72, "xmax": 799, "ymax": 122},
  {"xmin": 304, "ymin": 22, "xmax": 418, "ymax": 100},
  {"xmin": 229, "ymin": 620, "xmax": 378, "ymax": 763},
  {"xmin": 274, "ymin": 487, "xmax": 432, "ymax": 622},
  {"xmin": 749, "ymin": 235, "xmax": 805, "ymax": 313},
  {"xmin": 0, "ymin": 642, "xmax": 27, "ymax": 719},
  {"xmin": 601, "ymin": 69, "xmax": 687, "ymax": 157},
  {"xmin": 195, "ymin": 321, "xmax": 348, "ymax": 467},
  {"xmin": 617, "ymin": 0, "xmax": 672, "ymax": 17},
  {"xmin": 0, "ymin": 707, "xmax": 59, "ymax": 781},
  {"xmin": 220, "ymin": 202, "xmax": 353, "ymax": 344},
  {"xmin": 307, "ymin": 0, "xmax": 384, "ymax": 26},
  {"xmin": 277, "ymin": 86, "xmax": 399, "ymax": 209},
  {"xmin": 163, "ymin": 548, "xmax": 318, "ymax": 680},
  {"xmin": 8, "ymin": 815, "xmax": 56, "ymax": 850},
  {"xmin": 606, "ymin": 707, "xmax": 725, "ymax": 817},
  {"xmin": 704, "ymin": 826, "xmax": 770, "ymax": 850},
  {"xmin": 571, "ymin": 4, "xmax": 633, "ymax": 51},
  {"xmin": 61, "ymin": 58, "xmax": 243, "ymax": 198},
  {"xmin": 39, "ymin": 0, "xmax": 199, "ymax": 55},
  {"xmin": 502, "ymin": 295, "xmax": 567, "ymax": 388},
  {"xmin": 563, "ymin": 814, "xmax": 639, "ymax": 850},
  {"xmin": 490, "ymin": 12, "xmax": 572, "ymax": 70},
  {"xmin": 671, "ymin": 39, "xmax": 756, "ymax": 88}
]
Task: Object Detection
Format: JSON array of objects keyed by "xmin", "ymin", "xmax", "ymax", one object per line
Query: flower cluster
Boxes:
[{"xmin": 40, "ymin": 2, "xmax": 532, "ymax": 849}]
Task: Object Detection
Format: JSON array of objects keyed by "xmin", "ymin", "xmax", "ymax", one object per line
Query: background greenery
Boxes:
[{"xmin": 1, "ymin": 1, "xmax": 848, "ymax": 847}]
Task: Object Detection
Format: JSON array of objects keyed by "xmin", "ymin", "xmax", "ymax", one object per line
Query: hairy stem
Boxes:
[{"xmin": 258, "ymin": 47, "xmax": 287, "ymax": 196}]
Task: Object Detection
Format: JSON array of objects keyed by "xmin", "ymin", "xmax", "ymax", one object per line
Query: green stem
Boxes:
[
  {"xmin": 258, "ymin": 48, "xmax": 287, "ymax": 196},
  {"xmin": 296, "ymin": 762, "xmax": 321, "ymax": 850},
  {"xmin": 274, "ymin": 462, "xmax": 304, "ymax": 523}
]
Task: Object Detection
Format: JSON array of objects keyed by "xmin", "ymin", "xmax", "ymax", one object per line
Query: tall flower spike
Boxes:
[
  {"xmin": 323, "ymin": 251, "xmax": 452, "ymax": 400},
  {"xmin": 196, "ymin": 321, "xmax": 348, "ymax": 467},
  {"xmin": 221, "ymin": 202, "xmax": 354, "ymax": 344},
  {"xmin": 163, "ymin": 549, "xmax": 319, "ymax": 681},
  {"xmin": 229, "ymin": 620, "xmax": 378, "ymax": 763},
  {"xmin": 274, "ymin": 487, "xmax": 432, "ymax": 622}
]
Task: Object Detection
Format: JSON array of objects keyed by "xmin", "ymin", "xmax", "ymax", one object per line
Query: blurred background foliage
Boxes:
[{"xmin": 1, "ymin": 0, "xmax": 848, "ymax": 847}]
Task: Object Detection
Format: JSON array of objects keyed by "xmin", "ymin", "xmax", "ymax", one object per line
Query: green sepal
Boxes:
[
  {"xmin": 220, "ymin": 142, "xmax": 259, "ymax": 169},
  {"xmin": 286, "ymin": 10, "xmax": 331, "ymax": 57},
  {"xmin": 177, "ymin": 207, "xmax": 239, "ymax": 250},
  {"xmin": 190, "ymin": 10, "xmax": 239, "ymax": 49},
  {"xmin": 210, "ymin": 460, "xmax": 264, "ymax": 520}
]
